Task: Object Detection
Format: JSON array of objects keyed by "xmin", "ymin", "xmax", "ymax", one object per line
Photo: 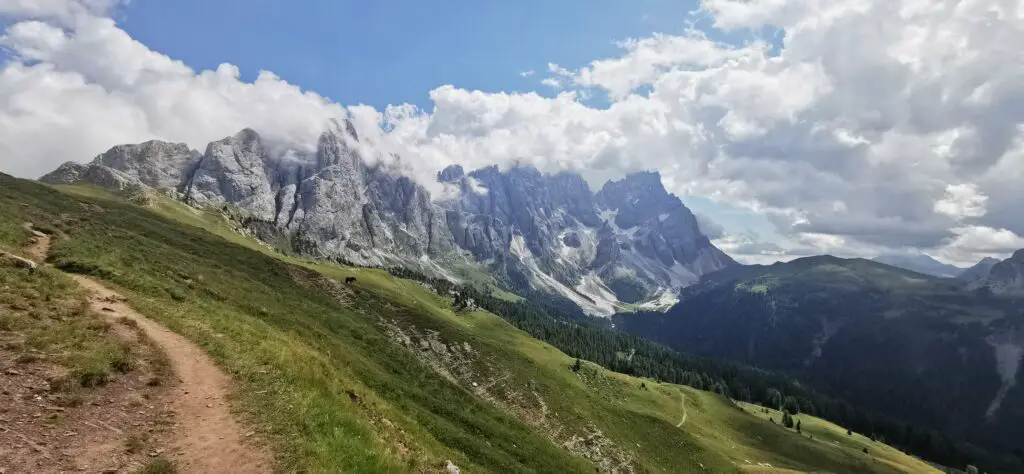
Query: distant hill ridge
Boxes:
[{"xmin": 616, "ymin": 253, "xmax": 1024, "ymax": 471}]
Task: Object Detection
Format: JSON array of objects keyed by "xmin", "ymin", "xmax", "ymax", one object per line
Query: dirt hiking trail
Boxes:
[
  {"xmin": 676, "ymin": 390, "xmax": 688, "ymax": 427},
  {"xmin": 30, "ymin": 224, "xmax": 272, "ymax": 473}
]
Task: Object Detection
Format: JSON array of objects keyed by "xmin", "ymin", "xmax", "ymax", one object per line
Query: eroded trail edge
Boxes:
[{"xmin": 28, "ymin": 224, "xmax": 271, "ymax": 473}]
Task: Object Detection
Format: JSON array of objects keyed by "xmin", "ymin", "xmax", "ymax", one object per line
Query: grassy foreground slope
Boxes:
[{"xmin": 1, "ymin": 174, "xmax": 935, "ymax": 473}]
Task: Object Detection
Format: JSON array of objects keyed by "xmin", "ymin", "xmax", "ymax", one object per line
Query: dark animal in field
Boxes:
[{"xmin": 344, "ymin": 276, "xmax": 357, "ymax": 285}]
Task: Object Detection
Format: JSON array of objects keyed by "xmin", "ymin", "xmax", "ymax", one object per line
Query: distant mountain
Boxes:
[
  {"xmin": 872, "ymin": 253, "xmax": 963, "ymax": 277},
  {"xmin": 958, "ymin": 257, "xmax": 1002, "ymax": 282},
  {"xmin": 615, "ymin": 255, "xmax": 1024, "ymax": 461},
  {"xmin": 40, "ymin": 123, "xmax": 734, "ymax": 315},
  {"xmin": 969, "ymin": 250, "xmax": 1024, "ymax": 296}
]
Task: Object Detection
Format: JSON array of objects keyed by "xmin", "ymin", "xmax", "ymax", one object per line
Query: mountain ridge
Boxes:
[
  {"xmin": 871, "ymin": 253, "xmax": 964, "ymax": 278},
  {"xmin": 40, "ymin": 124, "xmax": 734, "ymax": 315}
]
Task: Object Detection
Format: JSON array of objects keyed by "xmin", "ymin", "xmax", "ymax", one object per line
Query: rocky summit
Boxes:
[{"xmin": 41, "ymin": 123, "xmax": 733, "ymax": 315}]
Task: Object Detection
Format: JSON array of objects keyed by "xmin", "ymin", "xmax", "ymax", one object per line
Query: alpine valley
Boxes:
[{"xmin": 26, "ymin": 120, "xmax": 1024, "ymax": 473}]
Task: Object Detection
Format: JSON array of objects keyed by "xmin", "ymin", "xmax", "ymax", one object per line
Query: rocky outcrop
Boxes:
[
  {"xmin": 41, "ymin": 161, "xmax": 142, "ymax": 190},
  {"xmin": 42, "ymin": 140, "xmax": 200, "ymax": 193},
  {"xmin": 41, "ymin": 126, "xmax": 735, "ymax": 316},
  {"xmin": 975, "ymin": 250, "xmax": 1024, "ymax": 295}
]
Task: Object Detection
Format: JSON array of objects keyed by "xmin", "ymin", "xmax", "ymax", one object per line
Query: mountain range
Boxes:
[{"xmin": 40, "ymin": 120, "xmax": 734, "ymax": 316}]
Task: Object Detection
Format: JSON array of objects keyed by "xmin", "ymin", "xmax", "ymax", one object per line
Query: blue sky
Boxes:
[
  {"xmin": 117, "ymin": 0, "xmax": 702, "ymax": 110},
  {"xmin": 5, "ymin": 0, "xmax": 1016, "ymax": 265}
]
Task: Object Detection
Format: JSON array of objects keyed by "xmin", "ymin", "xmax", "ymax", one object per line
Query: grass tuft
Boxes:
[{"xmin": 137, "ymin": 457, "xmax": 176, "ymax": 474}]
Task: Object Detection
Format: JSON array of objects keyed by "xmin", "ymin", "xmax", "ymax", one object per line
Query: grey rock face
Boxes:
[
  {"xmin": 286, "ymin": 123, "xmax": 458, "ymax": 266},
  {"xmin": 40, "ymin": 162, "xmax": 89, "ymax": 185},
  {"xmin": 41, "ymin": 161, "xmax": 143, "ymax": 190},
  {"xmin": 185, "ymin": 129, "xmax": 278, "ymax": 219},
  {"xmin": 94, "ymin": 141, "xmax": 201, "ymax": 191},
  {"xmin": 438, "ymin": 167, "xmax": 735, "ymax": 314},
  {"xmin": 438, "ymin": 166, "xmax": 606, "ymax": 285},
  {"xmin": 592, "ymin": 171, "xmax": 736, "ymax": 301},
  {"xmin": 41, "ymin": 140, "xmax": 199, "ymax": 192},
  {"xmin": 41, "ymin": 126, "xmax": 734, "ymax": 316}
]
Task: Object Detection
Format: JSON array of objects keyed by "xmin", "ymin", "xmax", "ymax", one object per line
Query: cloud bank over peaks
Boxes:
[
  {"xmin": 0, "ymin": 3, "xmax": 355, "ymax": 178},
  {"xmin": 2, "ymin": 0, "xmax": 1024, "ymax": 266}
]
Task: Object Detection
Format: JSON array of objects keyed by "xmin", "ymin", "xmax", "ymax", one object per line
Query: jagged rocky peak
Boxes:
[
  {"xmin": 316, "ymin": 119, "xmax": 363, "ymax": 170},
  {"xmin": 597, "ymin": 170, "xmax": 734, "ymax": 266},
  {"xmin": 41, "ymin": 139, "xmax": 200, "ymax": 192},
  {"xmin": 185, "ymin": 128, "xmax": 278, "ymax": 219},
  {"xmin": 598, "ymin": 171, "xmax": 682, "ymax": 227},
  {"xmin": 438, "ymin": 164, "xmax": 465, "ymax": 182},
  {"xmin": 437, "ymin": 164, "xmax": 735, "ymax": 315}
]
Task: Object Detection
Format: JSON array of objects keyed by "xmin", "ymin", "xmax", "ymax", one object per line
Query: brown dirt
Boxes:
[
  {"xmin": 0, "ymin": 330, "xmax": 175, "ymax": 473},
  {"xmin": 22, "ymin": 223, "xmax": 50, "ymax": 263},
  {"xmin": 2, "ymin": 225, "xmax": 273, "ymax": 473}
]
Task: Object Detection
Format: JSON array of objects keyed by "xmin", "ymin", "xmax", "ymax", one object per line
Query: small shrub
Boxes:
[
  {"xmin": 125, "ymin": 434, "xmax": 146, "ymax": 454},
  {"xmin": 53, "ymin": 391, "xmax": 84, "ymax": 407},
  {"xmin": 138, "ymin": 457, "xmax": 176, "ymax": 474},
  {"xmin": 73, "ymin": 364, "xmax": 111, "ymax": 387},
  {"xmin": 32, "ymin": 224, "xmax": 59, "ymax": 235},
  {"xmin": 15, "ymin": 353, "xmax": 41, "ymax": 364},
  {"xmin": 53, "ymin": 259, "xmax": 116, "ymax": 279},
  {"xmin": 85, "ymin": 319, "xmax": 112, "ymax": 332},
  {"xmin": 168, "ymin": 287, "xmax": 187, "ymax": 302}
]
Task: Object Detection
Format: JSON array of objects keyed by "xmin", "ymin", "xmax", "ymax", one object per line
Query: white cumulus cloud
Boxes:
[
  {"xmin": 934, "ymin": 183, "xmax": 988, "ymax": 220},
  {"xmin": 1, "ymin": 0, "xmax": 1023, "ymax": 266}
]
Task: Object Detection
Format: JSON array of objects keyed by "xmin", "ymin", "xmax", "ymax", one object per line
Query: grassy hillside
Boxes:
[
  {"xmin": 1, "ymin": 175, "xmax": 938, "ymax": 473},
  {"xmin": 617, "ymin": 255, "xmax": 1024, "ymax": 472},
  {"xmin": 736, "ymin": 402, "xmax": 938, "ymax": 473}
]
